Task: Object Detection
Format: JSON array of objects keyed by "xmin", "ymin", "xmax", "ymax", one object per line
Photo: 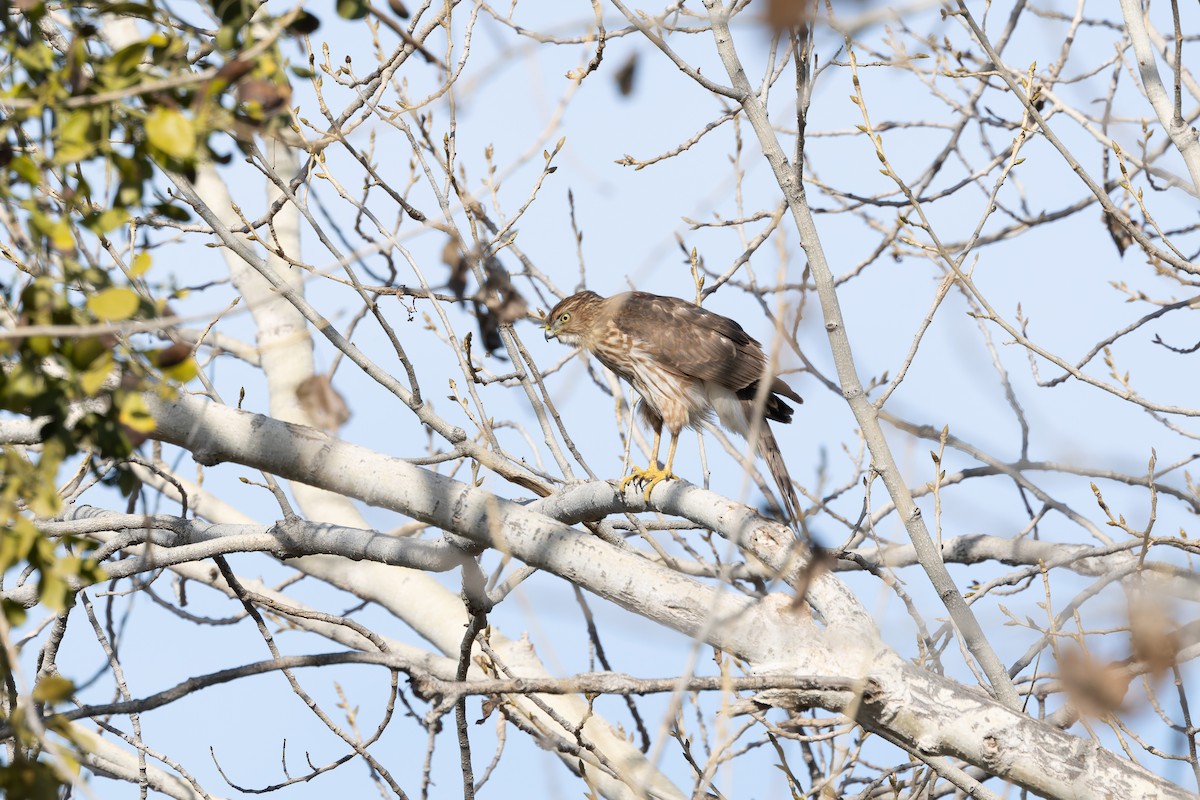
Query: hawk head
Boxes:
[{"xmin": 543, "ymin": 290, "xmax": 603, "ymax": 347}]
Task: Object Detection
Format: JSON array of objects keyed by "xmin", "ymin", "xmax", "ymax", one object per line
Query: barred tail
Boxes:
[{"xmin": 755, "ymin": 421, "xmax": 801, "ymax": 526}]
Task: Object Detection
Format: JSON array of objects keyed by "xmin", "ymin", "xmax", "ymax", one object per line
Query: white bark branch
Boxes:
[
  {"xmin": 1118, "ymin": 0, "xmax": 1200, "ymax": 191},
  {"xmin": 122, "ymin": 394, "xmax": 1190, "ymax": 799}
]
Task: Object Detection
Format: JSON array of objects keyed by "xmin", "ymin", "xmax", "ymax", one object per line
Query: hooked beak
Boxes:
[{"xmin": 543, "ymin": 323, "xmax": 554, "ymax": 341}]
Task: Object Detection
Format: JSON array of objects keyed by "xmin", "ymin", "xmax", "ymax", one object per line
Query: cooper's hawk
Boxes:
[{"xmin": 543, "ymin": 290, "xmax": 802, "ymax": 522}]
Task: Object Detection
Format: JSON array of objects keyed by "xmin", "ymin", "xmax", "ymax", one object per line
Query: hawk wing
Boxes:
[{"xmin": 605, "ymin": 292, "xmax": 770, "ymax": 393}]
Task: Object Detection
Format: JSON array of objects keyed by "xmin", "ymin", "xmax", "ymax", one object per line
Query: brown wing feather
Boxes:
[{"xmin": 605, "ymin": 292, "xmax": 768, "ymax": 392}]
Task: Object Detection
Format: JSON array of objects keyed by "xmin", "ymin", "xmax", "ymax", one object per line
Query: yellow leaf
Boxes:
[
  {"xmin": 0, "ymin": 518, "xmax": 39, "ymax": 571},
  {"xmin": 118, "ymin": 393, "xmax": 156, "ymax": 433},
  {"xmin": 145, "ymin": 108, "xmax": 197, "ymax": 161},
  {"xmin": 27, "ymin": 335, "xmax": 53, "ymax": 356},
  {"xmin": 60, "ymin": 110, "xmax": 91, "ymax": 141},
  {"xmin": 87, "ymin": 287, "xmax": 140, "ymax": 321},
  {"xmin": 87, "ymin": 207, "xmax": 131, "ymax": 234},
  {"xmin": 160, "ymin": 356, "xmax": 199, "ymax": 383},
  {"xmin": 55, "ymin": 110, "xmax": 95, "ymax": 163},
  {"xmin": 32, "ymin": 674, "xmax": 75, "ymax": 704},
  {"xmin": 10, "ymin": 155, "xmax": 40, "ymax": 184},
  {"xmin": 131, "ymin": 251, "xmax": 152, "ymax": 276},
  {"xmin": 47, "ymin": 217, "xmax": 75, "ymax": 252},
  {"xmin": 38, "ymin": 573, "xmax": 70, "ymax": 611},
  {"xmin": 32, "ymin": 487, "xmax": 63, "ymax": 518},
  {"xmin": 80, "ymin": 352, "xmax": 114, "ymax": 396}
]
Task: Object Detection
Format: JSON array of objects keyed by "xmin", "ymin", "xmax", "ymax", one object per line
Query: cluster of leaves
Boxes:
[
  {"xmin": 0, "ymin": 0, "xmax": 393, "ymax": 789},
  {"xmin": 1, "ymin": 1, "xmax": 304, "ymax": 235},
  {"xmin": 0, "ymin": 665, "xmax": 89, "ymax": 800},
  {"xmin": 0, "ymin": 0, "xmax": 318, "ymax": 605},
  {"xmin": 0, "ymin": 273, "xmax": 194, "ymax": 610},
  {"xmin": 0, "ymin": 0, "xmax": 318, "ymax": 791}
]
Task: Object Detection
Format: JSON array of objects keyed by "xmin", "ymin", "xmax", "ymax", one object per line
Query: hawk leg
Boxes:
[{"xmin": 620, "ymin": 430, "xmax": 679, "ymax": 501}]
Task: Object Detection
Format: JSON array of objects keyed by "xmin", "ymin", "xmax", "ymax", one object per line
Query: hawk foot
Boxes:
[{"xmin": 619, "ymin": 464, "xmax": 677, "ymax": 501}]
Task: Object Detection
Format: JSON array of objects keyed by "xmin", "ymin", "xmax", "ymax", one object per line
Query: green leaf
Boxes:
[
  {"xmin": 66, "ymin": 337, "xmax": 109, "ymax": 370},
  {"xmin": 215, "ymin": 24, "xmax": 240, "ymax": 51},
  {"xmin": 209, "ymin": 0, "xmax": 255, "ymax": 25},
  {"xmin": 59, "ymin": 110, "xmax": 91, "ymax": 143},
  {"xmin": 87, "ymin": 287, "xmax": 140, "ymax": 321},
  {"xmin": 154, "ymin": 202, "xmax": 192, "ymax": 222},
  {"xmin": 144, "ymin": 108, "xmax": 197, "ymax": 161},
  {"xmin": 94, "ymin": 3, "xmax": 159, "ymax": 22},
  {"xmin": 286, "ymin": 11, "xmax": 321, "ymax": 35},
  {"xmin": 10, "ymin": 155, "xmax": 41, "ymax": 185},
  {"xmin": 109, "ymin": 41, "xmax": 150, "ymax": 79},
  {"xmin": 1, "ymin": 363, "xmax": 47, "ymax": 406},
  {"xmin": 1, "ymin": 598, "xmax": 27, "ymax": 627},
  {"xmin": 337, "ymin": 0, "xmax": 369, "ymax": 18},
  {"xmin": 78, "ymin": 559, "xmax": 108, "ymax": 585},
  {"xmin": 16, "ymin": 41, "xmax": 55, "ymax": 72}
]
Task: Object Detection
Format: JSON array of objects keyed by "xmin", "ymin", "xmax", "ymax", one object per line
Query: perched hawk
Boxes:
[{"xmin": 543, "ymin": 290, "xmax": 803, "ymax": 522}]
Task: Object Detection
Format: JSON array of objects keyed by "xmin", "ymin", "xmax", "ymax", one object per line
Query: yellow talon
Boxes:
[
  {"xmin": 638, "ymin": 464, "xmax": 675, "ymax": 500},
  {"xmin": 619, "ymin": 431, "xmax": 681, "ymax": 500},
  {"xmin": 619, "ymin": 464, "xmax": 677, "ymax": 500},
  {"xmin": 618, "ymin": 467, "xmax": 646, "ymax": 493}
]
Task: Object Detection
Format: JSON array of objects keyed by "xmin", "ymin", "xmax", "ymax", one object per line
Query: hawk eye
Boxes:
[{"xmin": 559, "ymin": 312, "xmax": 570, "ymax": 323}]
